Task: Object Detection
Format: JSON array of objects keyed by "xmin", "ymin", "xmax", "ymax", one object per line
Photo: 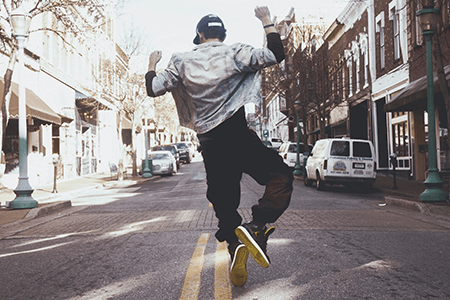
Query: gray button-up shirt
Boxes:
[{"xmin": 150, "ymin": 41, "xmax": 278, "ymax": 134}]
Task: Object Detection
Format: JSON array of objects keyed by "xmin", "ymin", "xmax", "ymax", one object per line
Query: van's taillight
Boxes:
[
  {"xmin": 374, "ymin": 162, "xmax": 377, "ymax": 171},
  {"xmin": 324, "ymin": 160, "xmax": 328, "ymax": 170}
]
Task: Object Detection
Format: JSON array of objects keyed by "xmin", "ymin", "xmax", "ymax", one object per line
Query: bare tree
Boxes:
[
  {"xmin": 117, "ymin": 19, "xmax": 149, "ymax": 57},
  {"xmin": 261, "ymin": 19, "xmax": 328, "ymax": 145},
  {"xmin": 153, "ymin": 93, "xmax": 179, "ymax": 145}
]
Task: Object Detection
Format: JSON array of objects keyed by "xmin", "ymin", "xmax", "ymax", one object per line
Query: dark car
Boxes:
[
  {"xmin": 152, "ymin": 144, "xmax": 180, "ymax": 169},
  {"xmin": 173, "ymin": 142, "xmax": 191, "ymax": 163}
]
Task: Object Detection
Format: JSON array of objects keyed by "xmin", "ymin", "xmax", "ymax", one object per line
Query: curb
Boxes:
[
  {"xmin": 384, "ymin": 196, "xmax": 431, "ymax": 213},
  {"xmin": 25, "ymin": 200, "xmax": 72, "ymax": 219}
]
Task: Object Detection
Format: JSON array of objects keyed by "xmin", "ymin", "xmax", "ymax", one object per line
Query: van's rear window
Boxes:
[
  {"xmin": 353, "ymin": 142, "xmax": 372, "ymax": 157},
  {"xmin": 330, "ymin": 141, "xmax": 350, "ymax": 156}
]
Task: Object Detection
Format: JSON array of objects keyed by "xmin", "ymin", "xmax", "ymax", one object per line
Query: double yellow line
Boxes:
[{"xmin": 179, "ymin": 233, "xmax": 232, "ymax": 300}]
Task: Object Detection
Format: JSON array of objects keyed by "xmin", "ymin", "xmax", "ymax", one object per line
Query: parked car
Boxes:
[
  {"xmin": 173, "ymin": 142, "xmax": 194, "ymax": 163},
  {"xmin": 149, "ymin": 151, "xmax": 176, "ymax": 176},
  {"xmin": 152, "ymin": 145, "xmax": 180, "ymax": 170},
  {"xmin": 278, "ymin": 141, "xmax": 313, "ymax": 168},
  {"xmin": 185, "ymin": 141, "xmax": 196, "ymax": 158},
  {"xmin": 304, "ymin": 138, "xmax": 376, "ymax": 190},
  {"xmin": 270, "ymin": 138, "xmax": 283, "ymax": 149}
]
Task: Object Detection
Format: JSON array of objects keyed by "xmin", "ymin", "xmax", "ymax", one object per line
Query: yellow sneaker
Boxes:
[{"xmin": 229, "ymin": 243, "xmax": 249, "ymax": 286}]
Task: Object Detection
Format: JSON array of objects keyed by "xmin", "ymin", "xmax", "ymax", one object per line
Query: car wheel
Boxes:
[
  {"xmin": 304, "ymin": 172, "xmax": 313, "ymax": 187},
  {"xmin": 316, "ymin": 171, "xmax": 325, "ymax": 191},
  {"xmin": 186, "ymin": 156, "xmax": 191, "ymax": 164}
]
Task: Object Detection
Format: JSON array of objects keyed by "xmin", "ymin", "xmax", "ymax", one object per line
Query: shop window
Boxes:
[
  {"xmin": 392, "ymin": 121, "xmax": 409, "ymax": 156},
  {"xmin": 392, "ymin": 111, "xmax": 406, "ymax": 118}
]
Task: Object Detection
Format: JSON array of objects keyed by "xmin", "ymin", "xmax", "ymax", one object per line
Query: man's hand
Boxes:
[
  {"xmin": 148, "ymin": 50, "xmax": 162, "ymax": 72},
  {"xmin": 254, "ymin": 6, "xmax": 271, "ymax": 22},
  {"xmin": 254, "ymin": 6, "xmax": 276, "ymax": 34}
]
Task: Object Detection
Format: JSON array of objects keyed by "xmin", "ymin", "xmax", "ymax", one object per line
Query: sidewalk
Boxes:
[
  {"xmin": 0, "ymin": 172, "xmax": 154, "ymax": 227},
  {"xmin": 1, "ymin": 171, "xmax": 450, "ymax": 229},
  {"xmin": 373, "ymin": 173, "xmax": 450, "ymax": 219}
]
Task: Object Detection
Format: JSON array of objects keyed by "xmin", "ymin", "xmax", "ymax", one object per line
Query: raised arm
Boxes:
[
  {"xmin": 254, "ymin": 6, "xmax": 285, "ymax": 63},
  {"xmin": 146, "ymin": 50, "xmax": 162, "ymax": 97}
]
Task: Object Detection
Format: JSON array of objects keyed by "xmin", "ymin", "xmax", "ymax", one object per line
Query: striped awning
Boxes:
[{"xmin": 5, "ymin": 80, "xmax": 61, "ymax": 125}]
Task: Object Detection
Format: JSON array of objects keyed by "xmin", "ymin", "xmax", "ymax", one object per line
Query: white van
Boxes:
[{"xmin": 304, "ymin": 138, "xmax": 376, "ymax": 190}]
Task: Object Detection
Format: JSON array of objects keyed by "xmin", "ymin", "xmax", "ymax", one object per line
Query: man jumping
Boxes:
[{"xmin": 145, "ymin": 6, "xmax": 293, "ymax": 286}]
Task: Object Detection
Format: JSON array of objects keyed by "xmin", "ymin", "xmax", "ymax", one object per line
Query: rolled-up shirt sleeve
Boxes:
[
  {"xmin": 233, "ymin": 33, "xmax": 285, "ymax": 72},
  {"xmin": 234, "ymin": 44, "xmax": 277, "ymax": 72}
]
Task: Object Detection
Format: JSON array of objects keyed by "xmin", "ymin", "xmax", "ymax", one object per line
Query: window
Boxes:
[
  {"xmin": 355, "ymin": 53, "xmax": 360, "ymax": 92},
  {"xmin": 390, "ymin": 1, "xmax": 401, "ymax": 61},
  {"xmin": 349, "ymin": 61, "xmax": 353, "ymax": 96},
  {"xmin": 392, "ymin": 121, "xmax": 409, "ymax": 156},
  {"xmin": 330, "ymin": 141, "xmax": 350, "ymax": 157},
  {"xmin": 52, "ymin": 125, "xmax": 60, "ymax": 154},
  {"xmin": 379, "ymin": 25, "xmax": 385, "ymax": 69},
  {"xmin": 360, "ymin": 33, "xmax": 369, "ymax": 87},
  {"xmin": 376, "ymin": 12, "xmax": 385, "ymax": 69},
  {"xmin": 364, "ymin": 52, "xmax": 369, "ymax": 86},
  {"xmin": 352, "ymin": 41, "xmax": 360, "ymax": 92},
  {"xmin": 353, "ymin": 142, "xmax": 372, "ymax": 158},
  {"xmin": 444, "ymin": 0, "xmax": 450, "ymax": 28},
  {"xmin": 415, "ymin": 1, "xmax": 423, "ymax": 45},
  {"xmin": 344, "ymin": 49, "xmax": 352, "ymax": 96}
]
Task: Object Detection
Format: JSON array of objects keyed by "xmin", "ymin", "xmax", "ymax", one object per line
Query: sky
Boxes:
[{"xmin": 116, "ymin": 0, "xmax": 350, "ymax": 72}]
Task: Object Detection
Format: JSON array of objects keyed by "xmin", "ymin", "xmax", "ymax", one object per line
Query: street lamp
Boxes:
[
  {"xmin": 417, "ymin": 6, "xmax": 447, "ymax": 202},
  {"xmin": 262, "ymin": 117, "xmax": 268, "ymax": 146},
  {"xmin": 9, "ymin": 6, "xmax": 37, "ymax": 209},
  {"xmin": 293, "ymin": 100, "xmax": 302, "ymax": 175},
  {"xmin": 142, "ymin": 114, "xmax": 152, "ymax": 178}
]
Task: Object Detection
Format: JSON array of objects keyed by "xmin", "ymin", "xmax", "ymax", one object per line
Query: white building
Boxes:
[{"xmin": 2, "ymin": 1, "xmax": 135, "ymax": 188}]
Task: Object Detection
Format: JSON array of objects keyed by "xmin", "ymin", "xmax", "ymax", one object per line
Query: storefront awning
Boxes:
[
  {"xmin": 57, "ymin": 113, "xmax": 73, "ymax": 124},
  {"xmin": 121, "ymin": 116, "xmax": 132, "ymax": 129},
  {"xmin": 3, "ymin": 80, "xmax": 62, "ymax": 125},
  {"xmin": 384, "ymin": 64, "xmax": 450, "ymax": 112}
]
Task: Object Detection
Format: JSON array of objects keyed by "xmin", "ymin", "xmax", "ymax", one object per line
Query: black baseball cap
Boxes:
[{"xmin": 193, "ymin": 14, "xmax": 226, "ymax": 45}]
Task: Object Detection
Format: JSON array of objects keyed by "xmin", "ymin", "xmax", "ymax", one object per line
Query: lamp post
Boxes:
[
  {"xmin": 142, "ymin": 115, "xmax": 152, "ymax": 178},
  {"xmin": 417, "ymin": 6, "xmax": 447, "ymax": 202},
  {"xmin": 9, "ymin": 6, "xmax": 37, "ymax": 209},
  {"xmin": 263, "ymin": 117, "xmax": 268, "ymax": 146},
  {"xmin": 293, "ymin": 100, "xmax": 302, "ymax": 175}
]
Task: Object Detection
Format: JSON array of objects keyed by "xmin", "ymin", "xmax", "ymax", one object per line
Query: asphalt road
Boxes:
[{"xmin": 1, "ymin": 157, "xmax": 450, "ymax": 300}]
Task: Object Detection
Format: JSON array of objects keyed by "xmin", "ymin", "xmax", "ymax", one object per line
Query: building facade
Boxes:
[{"xmin": 1, "ymin": 1, "xmax": 138, "ymax": 188}]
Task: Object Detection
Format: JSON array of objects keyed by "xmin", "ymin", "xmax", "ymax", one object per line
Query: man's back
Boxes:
[{"xmin": 151, "ymin": 41, "xmax": 277, "ymax": 133}]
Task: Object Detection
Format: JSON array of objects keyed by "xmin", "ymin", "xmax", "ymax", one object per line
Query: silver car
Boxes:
[{"xmin": 150, "ymin": 151, "xmax": 176, "ymax": 176}]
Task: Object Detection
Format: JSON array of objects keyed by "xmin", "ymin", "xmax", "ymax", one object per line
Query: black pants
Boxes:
[{"xmin": 199, "ymin": 107, "xmax": 294, "ymax": 244}]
